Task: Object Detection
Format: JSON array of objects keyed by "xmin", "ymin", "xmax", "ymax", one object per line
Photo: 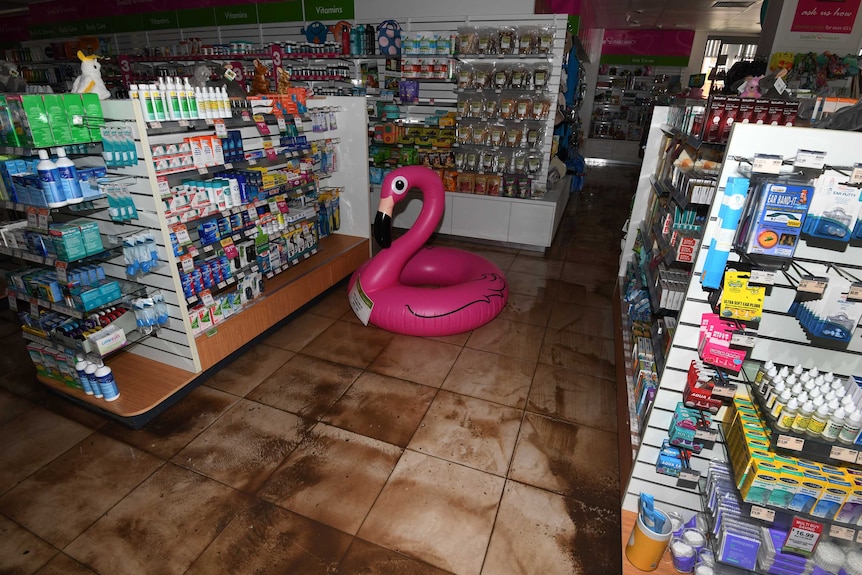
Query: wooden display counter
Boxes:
[{"xmin": 621, "ymin": 509, "xmax": 678, "ymax": 575}]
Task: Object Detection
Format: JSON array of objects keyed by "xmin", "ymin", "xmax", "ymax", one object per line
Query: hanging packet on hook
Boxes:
[
  {"xmin": 734, "ymin": 180, "xmax": 813, "ymax": 268},
  {"xmin": 802, "ymin": 176, "xmax": 861, "ymax": 249},
  {"xmin": 702, "ymin": 176, "xmax": 750, "ymax": 290}
]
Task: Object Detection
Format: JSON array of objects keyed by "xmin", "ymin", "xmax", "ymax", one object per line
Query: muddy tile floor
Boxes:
[{"xmin": 0, "ymin": 166, "xmax": 637, "ymax": 575}]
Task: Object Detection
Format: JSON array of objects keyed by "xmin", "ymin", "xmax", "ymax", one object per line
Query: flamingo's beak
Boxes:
[{"xmin": 374, "ymin": 196, "xmax": 395, "ymax": 249}]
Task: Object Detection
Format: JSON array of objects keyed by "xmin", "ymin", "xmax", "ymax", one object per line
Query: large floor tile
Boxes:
[
  {"xmin": 508, "ymin": 413, "xmax": 619, "ymax": 509},
  {"xmin": 528, "ymin": 363, "xmax": 617, "ymax": 432},
  {"xmin": 502, "ymin": 270, "xmax": 555, "ymax": 299},
  {"xmin": 482, "ymin": 480, "xmax": 621, "ymax": 575},
  {"xmin": 302, "ymin": 320, "xmax": 394, "ymax": 369},
  {"xmin": 260, "ymin": 422, "xmax": 402, "ymax": 534},
  {"xmin": 496, "ymin": 292, "xmax": 553, "ymax": 326},
  {"xmin": 538, "ymin": 329, "xmax": 616, "ymax": 381},
  {"xmin": 64, "ymin": 463, "xmax": 247, "ymax": 575},
  {"xmin": 507, "ymin": 255, "xmax": 563, "ymax": 279},
  {"xmin": 0, "ymin": 433, "xmax": 162, "ymax": 548},
  {"xmin": 0, "ymin": 388, "xmax": 33, "ymax": 426},
  {"xmin": 264, "ymin": 313, "xmax": 337, "ymax": 352},
  {"xmin": 466, "ymin": 319, "xmax": 545, "ymax": 362},
  {"xmin": 368, "ymin": 335, "xmax": 462, "ymax": 387},
  {"xmin": 426, "ymin": 331, "xmax": 472, "ymax": 346},
  {"xmin": 184, "ymin": 499, "xmax": 353, "ymax": 575},
  {"xmin": 308, "ymin": 286, "xmax": 354, "ymax": 318},
  {"xmin": 0, "ymin": 407, "xmax": 93, "ymax": 494},
  {"xmin": 408, "ymin": 391, "xmax": 521, "ymax": 476},
  {"xmin": 322, "ymin": 372, "xmax": 437, "ymax": 447},
  {"xmin": 248, "ymin": 354, "xmax": 361, "ymax": 420},
  {"xmin": 358, "ymin": 450, "xmax": 505, "ymax": 575},
  {"xmin": 441, "ymin": 348, "xmax": 535, "ymax": 409},
  {"xmin": 337, "ymin": 538, "xmax": 454, "ymax": 575},
  {"xmin": 35, "ymin": 553, "xmax": 98, "ymax": 575},
  {"xmin": 546, "ymin": 300, "xmax": 615, "ymax": 337},
  {"xmin": 0, "ymin": 514, "xmax": 58, "ymax": 575},
  {"xmin": 102, "ymin": 385, "xmax": 240, "ymax": 459},
  {"xmin": 204, "ymin": 343, "xmax": 295, "ymax": 397},
  {"xmin": 172, "ymin": 399, "xmax": 310, "ymax": 492}
]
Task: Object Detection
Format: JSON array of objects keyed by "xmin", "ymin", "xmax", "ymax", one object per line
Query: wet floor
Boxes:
[{"xmin": 0, "ymin": 165, "xmax": 639, "ymax": 575}]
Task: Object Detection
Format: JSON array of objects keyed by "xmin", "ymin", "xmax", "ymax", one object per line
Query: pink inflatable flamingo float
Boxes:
[{"xmin": 348, "ymin": 166, "xmax": 508, "ymax": 336}]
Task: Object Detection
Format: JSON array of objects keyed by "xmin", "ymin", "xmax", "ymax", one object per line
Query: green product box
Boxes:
[
  {"xmin": 8, "ymin": 94, "xmax": 54, "ymax": 148},
  {"xmin": 61, "ymin": 94, "xmax": 90, "ymax": 144},
  {"xmin": 76, "ymin": 221, "xmax": 103, "ymax": 254},
  {"xmin": 80, "ymin": 93, "xmax": 104, "ymax": 142},
  {"xmin": 0, "ymin": 95, "xmax": 20, "ymax": 147},
  {"xmin": 49, "ymin": 224, "xmax": 87, "ymax": 261},
  {"xmin": 41, "ymin": 94, "xmax": 73, "ymax": 146}
]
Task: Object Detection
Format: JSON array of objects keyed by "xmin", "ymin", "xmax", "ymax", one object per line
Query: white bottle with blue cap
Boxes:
[
  {"xmin": 37, "ymin": 149, "xmax": 66, "ymax": 208},
  {"xmin": 54, "ymin": 147, "xmax": 83, "ymax": 204},
  {"xmin": 94, "ymin": 362, "xmax": 119, "ymax": 401}
]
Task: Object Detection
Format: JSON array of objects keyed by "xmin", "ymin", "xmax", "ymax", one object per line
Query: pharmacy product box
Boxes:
[
  {"xmin": 0, "ymin": 95, "xmax": 20, "ymax": 147},
  {"xmin": 42, "ymin": 94, "xmax": 74, "ymax": 146},
  {"xmin": 812, "ymin": 480, "xmax": 852, "ymax": 520},
  {"xmin": 789, "ymin": 472, "xmax": 827, "ymax": 514},
  {"xmin": 98, "ymin": 280, "xmax": 122, "ymax": 304},
  {"xmin": 7, "ymin": 94, "xmax": 54, "ymax": 148},
  {"xmin": 739, "ymin": 459, "xmax": 781, "ymax": 506},
  {"xmin": 80, "ymin": 94, "xmax": 104, "ymax": 142},
  {"xmin": 62, "ymin": 94, "xmax": 90, "ymax": 144},
  {"xmin": 49, "ymin": 224, "xmax": 87, "ymax": 261},
  {"xmin": 76, "ymin": 221, "xmax": 103, "ymax": 254},
  {"xmin": 834, "ymin": 478, "xmax": 862, "ymax": 524}
]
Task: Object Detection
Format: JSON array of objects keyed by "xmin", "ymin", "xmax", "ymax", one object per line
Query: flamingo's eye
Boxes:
[{"xmin": 392, "ymin": 176, "xmax": 408, "ymax": 195}]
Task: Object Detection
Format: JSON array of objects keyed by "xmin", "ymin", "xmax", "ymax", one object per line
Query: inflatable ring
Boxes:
[{"xmin": 348, "ymin": 166, "xmax": 508, "ymax": 336}]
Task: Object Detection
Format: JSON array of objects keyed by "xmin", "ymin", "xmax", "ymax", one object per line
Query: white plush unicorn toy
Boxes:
[{"xmin": 71, "ymin": 50, "xmax": 111, "ymax": 100}]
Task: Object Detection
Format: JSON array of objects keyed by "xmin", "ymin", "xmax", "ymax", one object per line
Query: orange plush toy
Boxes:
[{"xmin": 250, "ymin": 59, "xmax": 270, "ymax": 96}]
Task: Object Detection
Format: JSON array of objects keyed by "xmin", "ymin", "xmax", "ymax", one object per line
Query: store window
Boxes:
[{"xmin": 701, "ymin": 37, "xmax": 759, "ymax": 96}]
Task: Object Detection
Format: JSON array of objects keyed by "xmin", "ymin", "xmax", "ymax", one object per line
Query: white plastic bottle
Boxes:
[
  {"xmin": 149, "ymin": 83, "xmax": 166, "ymax": 122},
  {"xmin": 808, "ymin": 404, "xmax": 831, "ymax": 436},
  {"xmin": 755, "ymin": 360, "xmax": 775, "ymax": 385},
  {"xmin": 94, "ymin": 363, "xmax": 120, "ymax": 402},
  {"xmin": 759, "ymin": 365, "xmax": 778, "ymax": 397},
  {"xmin": 85, "ymin": 362, "xmax": 102, "ymax": 399},
  {"xmin": 823, "ymin": 407, "xmax": 847, "ymax": 441},
  {"xmin": 37, "ymin": 149, "xmax": 66, "ymax": 208},
  {"xmin": 778, "ymin": 398, "xmax": 799, "ymax": 431},
  {"xmin": 196, "ymin": 87, "xmax": 209, "ymax": 119},
  {"xmin": 766, "ymin": 379, "xmax": 786, "ymax": 410},
  {"xmin": 792, "ymin": 401, "xmax": 815, "ymax": 433},
  {"xmin": 771, "ymin": 389, "xmax": 792, "ymax": 419},
  {"xmin": 54, "ymin": 147, "xmax": 83, "ymax": 204},
  {"xmin": 208, "ymin": 87, "xmax": 219, "ymax": 118},
  {"xmin": 184, "ymin": 78, "xmax": 199, "ymax": 119},
  {"xmin": 166, "ymin": 77, "xmax": 182, "ymax": 121},
  {"xmin": 839, "ymin": 410, "xmax": 862, "ymax": 444},
  {"xmin": 74, "ymin": 356, "xmax": 94, "ymax": 395},
  {"xmin": 220, "ymin": 86, "xmax": 231, "ymax": 118},
  {"xmin": 157, "ymin": 78, "xmax": 170, "ymax": 121},
  {"xmin": 138, "ymin": 83, "xmax": 156, "ymax": 122}
]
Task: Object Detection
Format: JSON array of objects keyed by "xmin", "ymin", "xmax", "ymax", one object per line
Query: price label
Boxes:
[
  {"xmin": 798, "ymin": 277, "xmax": 828, "ymax": 296},
  {"xmin": 711, "ymin": 384, "xmax": 737, "ymax": 399},
  {"xmin": 752, "ymin": 154, "xmax": 783, "ymax": 174},
  {"xmin": 179, "ymin": 254, "xmax": 195, "ymax": 273},
  {"xmin": 794, "ymin": 149, "xmax": 827, "ymax": 170},
  {"xmin": 730, "ymin": 332, "xmax": 756, "ymax": 348},
  {"xmin": 266, "ymin": 272, "xmax": 274, "ymax": 279},
  {"xmin": 232, "ymin": 234, "xmax": 242, "ymax": 242},
  {"xmin": 749, "ymin": 269, "xmax": 776, "ymax": 286},
  {"xmin": 200, "ymin": 290, "xmax": 215, "ymax": 307},
  {"xmin": 242, "ymin": 111, "xmax": 251, "ymax": 122},
  {"xmin": 277, "ymin": 117, "xmax": 287, "ymax": 133},
  {"xmin": 848, "ymin": 282, "xmax": 862, "ymax": 302},
  {"xmin": 830, "ymin": 445, "xmax": 859, "ymax": 463},
  {"xmin": 695, "ymin": 428, "xmax": 718, "ymax": 442},
  {"xmin": 187, "ymin": 245, "xmax": 199, "ymax": 258},
  {"xmin": 777, "ymin": 435, "xmax": 805, "ymax": 451},
  {"xmin": 678, "ymin": 470, "xmax": 700, "ymax": 483},
  {"xmin": 829, "ymin": 525, "xmax": 855, "ymax": 541},
  {"xmin": 783, "ymin": 517, "xmax": 823, "ymax": 556},
  {"xmin": 850, "ymin": 164, "xmax": 862, "ymax": 185},
  {"xmin": 157, "ymin": 176, "xmax": 171, "ymax": 197},
  {"xmin": 178, "ymin": 119, "xmax": 190, "ymax": 127},
  {"xmin": 203, "ymin": 245, "xmax": 214, "ymax": 253},
  {"xmin": 149, "ymin": 121, "xmax": 162, "ymax": 129},
  {"xmin": 224, "ymin": 163, "xmax": 233, "ymax": 170},
  {"xmin": 8, "ymin": 295, "xmax": 17, "ymax": 311},
  {"xmin": 172, "ymin": 224, "xmax": 192, "ymax": 245},
  {"xmin": 54, "ymin": 261, "xmax": 68, "ymax": 283},
  {"xmin": 248, "ymin": 158, "xmax": 257, "ymax": 166},
  {"xmin": 214, "ymin": 118, "xmax": 227, "ymax": 138},
  {"xmin": 268, "ymin": 199, "xmax": 280, "ymax": 214},
  {"xmin": 198, "ymin": 167, "xmax": 209, "ymax": 175},
  {"xmin": 205, "ymin": 118, "xmax": 214, "ymax": 126},
  {"xmin": 37, "ymin": 208, "xmax": 49, "ymax": 232},
  {"xmin": 227, "ymin": 277, "xmax": 235, "ymax": 285},
  {"xmin": 217, "ymin": 281, "xmax": 227, "ymax": 290},
  {"xmin": 856, "ymin": 530, "xmax": 862, "ymax": 544}
]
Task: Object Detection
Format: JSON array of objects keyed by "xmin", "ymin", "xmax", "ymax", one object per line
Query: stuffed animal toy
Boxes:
[
  {"xmin": 738, "ymin": 76, "xmax": 762, "ymax": 98},
  {"xmin": 301, "ymin": 21, "xmax": 329, "ymax": 44},
  {"xmin": 249, "ymin": 59, "xmax": 270, "ymax": 96},
  {"xmin": 276, "ymin": 67, "xmax": 291, "ymax": 94},
  {"xmin": 190, "ymin": 64, "xmax": 212, "ymax": 89},
  {"xmin": 0, "ymin": 61, "xmax": 26, "ymax": 93},
  {"xmin": 71, "ymin": 51, "xmax": 110, "ymax": 100},
  {"xmin": 207, "ymin": 62, "xmax": 247, "ymax": 98}
]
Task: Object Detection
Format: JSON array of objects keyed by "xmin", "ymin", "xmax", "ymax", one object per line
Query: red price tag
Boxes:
[
  {"xmin": 263, "ymin": 140, "xmax": 277, "ymax": 161},
  {"xmin": 783, "ymin": 517, "xmax": 823, "ymax": 556},
  {"xmin": 220, "ymin": 238, "xmax": 239, "ymax": 260}
]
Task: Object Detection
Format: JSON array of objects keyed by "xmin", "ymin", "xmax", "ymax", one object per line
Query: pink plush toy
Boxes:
[{"xmin": 739, "ymin": 76, "xmax": 762, "ymax": 98}]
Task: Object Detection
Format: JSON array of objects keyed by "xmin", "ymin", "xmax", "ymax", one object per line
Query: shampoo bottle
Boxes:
[
  {"xmin": 54, "ymin": 147, "xmax": 83, "ymax": 203},
  {"xmin": 37, "ymin": 150, "xmax": 66, "ymax": 208}
]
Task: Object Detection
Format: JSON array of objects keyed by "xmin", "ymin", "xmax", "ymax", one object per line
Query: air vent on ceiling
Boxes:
[{"xmin": 712, "ymin": 0, "xmax": 756, "ymax": 7}]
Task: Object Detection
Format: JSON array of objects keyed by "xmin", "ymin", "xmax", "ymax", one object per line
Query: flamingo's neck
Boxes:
[{"xmin": 362, "ymin": 184, "xmax": 445, "ymax": 290}]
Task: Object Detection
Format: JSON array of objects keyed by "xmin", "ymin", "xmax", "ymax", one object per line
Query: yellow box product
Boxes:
[
  {"xmin": 812, "ymin": 479, "xmax": 853, "ymax": 520},
  {"xmin": 737, "ymin": 449, "xmax": 775, "ymax": 490},
  {"xmin": 795, "ymin": 459, "xmax": 822, "ymax": 474},
  {"xmin": 789, "ymin": 472, "xmax": 828, "ymax": 514},
  {"xmin": 819, "ymin": 464, "xmax": 849, "ymax": 481},
  {"xmin": 739, "ymin": 460, "xmax": 782, "ymax": 506},
  {"xmin": 772, "ymin": 454, "xmax": 801, "ymax": 468},
  {"xmin": 835, "ymin": 479, "xmax": 862, "ymax": 525}
]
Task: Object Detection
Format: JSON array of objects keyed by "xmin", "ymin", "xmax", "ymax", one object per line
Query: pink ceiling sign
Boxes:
[{"xmin": 601, "ymin": 29, "xmax": 695, "ymax": 57}]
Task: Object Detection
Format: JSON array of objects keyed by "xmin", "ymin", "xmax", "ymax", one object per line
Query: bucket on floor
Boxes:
[{"xmin": 625, "ymin": 507, "xmax": 673, "ymax": 571}]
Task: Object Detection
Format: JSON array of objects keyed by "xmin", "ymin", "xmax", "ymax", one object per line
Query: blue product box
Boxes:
[
  {"xmin": 198, "ymin": 220, "xmax": 220, "ymax": 245},
  {"xmin": 49, "ymin": 224, "xmax": 87, "ymax": 261},
  {"xmin": 76, "ymin": 286, "xmax": 103, "ymax": 311},
  {"xmin": 98, "ymin": 280, "xmax": 122, "ymax": 304},
  {"xmin": 76, "ymin": 221, "xmax": 103, "ymax": 255}
]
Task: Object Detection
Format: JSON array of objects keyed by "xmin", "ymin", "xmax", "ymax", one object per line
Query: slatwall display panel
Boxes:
[
  {"xmin": 623, "ymin": 123, "xmax": 862, "ymax": 520},
  {"xmin": 99, "ymin": 100, "xmax": 198, "ymax": 373}
]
